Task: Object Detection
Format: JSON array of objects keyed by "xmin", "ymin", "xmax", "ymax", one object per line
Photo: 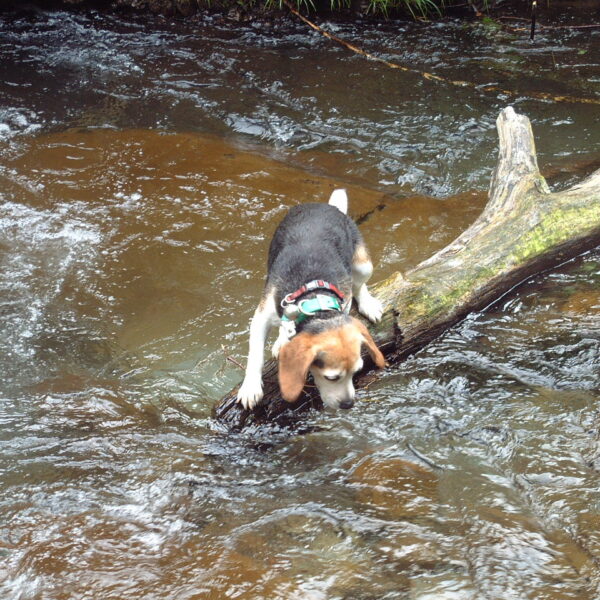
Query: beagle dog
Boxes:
[{"xmin": 237, "ymin": 189, "xmax": 385, "ymax": 411}]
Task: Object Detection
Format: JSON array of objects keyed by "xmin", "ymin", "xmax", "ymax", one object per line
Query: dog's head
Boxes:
[{"xmin": 278, "ymin": 316, "xmax": 386, "ymax": 409}]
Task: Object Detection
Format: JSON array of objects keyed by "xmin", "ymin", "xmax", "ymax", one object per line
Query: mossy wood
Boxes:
[{"xmin": 213, "ymin": 106, "xmax": 600, "ymax": 431}]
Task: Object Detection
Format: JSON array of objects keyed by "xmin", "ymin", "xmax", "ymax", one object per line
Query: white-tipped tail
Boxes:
[{"xmin": 328, "ymin": 188, "xmax": 348, "ymax": 214}]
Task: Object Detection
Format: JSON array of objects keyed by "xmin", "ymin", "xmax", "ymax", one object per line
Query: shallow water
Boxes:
[{"xmin": 0, "ymin": 4, "xmax": 599, "ymax": 599}]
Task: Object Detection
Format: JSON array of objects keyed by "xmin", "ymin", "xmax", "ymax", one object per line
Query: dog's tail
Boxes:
[{"xmin": 328, "ymin": 189, "xmax": 348, "ymax": 214}]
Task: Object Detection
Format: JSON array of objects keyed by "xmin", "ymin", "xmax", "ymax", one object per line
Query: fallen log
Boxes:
[{"xmin": 213, "ymin": 106, "xmax": 600, "ymax": 431}]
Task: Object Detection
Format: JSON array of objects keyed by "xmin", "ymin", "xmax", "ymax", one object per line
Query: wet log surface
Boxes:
[{"xmin": 213, "ymin": 106, "xmax": 600, "ymax": 431}]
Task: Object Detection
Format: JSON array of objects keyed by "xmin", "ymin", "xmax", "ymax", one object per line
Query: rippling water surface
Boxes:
[{"xmin": 0, "ymin": 4, "xmax": 599, "ymax": 599}]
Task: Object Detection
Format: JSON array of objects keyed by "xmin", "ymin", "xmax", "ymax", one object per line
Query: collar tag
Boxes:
[{"xmin": 282, "ymin": 303, "xmax": 300, "ymax": 321}]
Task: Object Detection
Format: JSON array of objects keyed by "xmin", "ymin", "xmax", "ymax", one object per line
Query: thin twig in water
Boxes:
[
  {"xmin": 281, "ymin": 0, "xmax": 600, "ymax": 106},
  {"xmin": 226, "ymin": 355, "xmax": 245, "ymax": 370},
  {"xmin": 226, "ymin": 354, "xmax": 280, "ymax": 385},
  {"xmin": 498, "ymin": 16, "xmax": 600, "ymax": 30},
  {"xmin": 406, "ymin": 441, "xmax": 445, "ymax": 470}
]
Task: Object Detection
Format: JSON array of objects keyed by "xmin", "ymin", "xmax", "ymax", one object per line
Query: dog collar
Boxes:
[
  {"xmin": 281, "ymin": 279, "xmax": 345, "ymax": 307},
  {"xmin": 282, "ymin": 294, "xmax": 343, "ymax": 325}
]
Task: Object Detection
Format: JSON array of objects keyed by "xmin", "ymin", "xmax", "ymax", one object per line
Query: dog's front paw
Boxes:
[
  {"xmin": 358, "ymin": 292, "xmax": 383, "ymax": 323},
  {"xmin": 237, "ymin": 376, "xmax": 264, "ymax": 410}
]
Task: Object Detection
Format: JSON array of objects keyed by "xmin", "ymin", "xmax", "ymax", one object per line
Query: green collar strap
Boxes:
[{"xmin": 282, "ymin": 294, "xmax": 343, "ymax": 326}]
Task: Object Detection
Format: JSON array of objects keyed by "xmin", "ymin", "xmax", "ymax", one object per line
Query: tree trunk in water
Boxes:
[{"xmin": 213, "ymin": 106, "xmax": 600, "ymax": 431}]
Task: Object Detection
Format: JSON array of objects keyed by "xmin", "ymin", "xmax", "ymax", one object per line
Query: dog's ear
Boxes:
[
  {"xmin": 278, "ymin": 333, "xmax": 319, "ymax": 403},
  {"xmin": 351, "ymin": 317, "xmax": 386, "ymax": 369}
]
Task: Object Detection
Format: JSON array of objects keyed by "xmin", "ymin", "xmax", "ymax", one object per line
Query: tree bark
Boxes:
[{"xmin": 213, "ymin": 106, "xmax": 600, "ymax": 431}]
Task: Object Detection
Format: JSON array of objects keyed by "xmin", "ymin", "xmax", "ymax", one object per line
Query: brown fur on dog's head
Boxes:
[{"xmin": 278, "ymin": 316, "xmax": 385, "ymax": 407}]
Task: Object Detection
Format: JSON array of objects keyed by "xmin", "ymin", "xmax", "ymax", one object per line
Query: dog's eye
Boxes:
[{"xmin": 324, "ymin": 374, "xmax": 341, "ymax": 382}]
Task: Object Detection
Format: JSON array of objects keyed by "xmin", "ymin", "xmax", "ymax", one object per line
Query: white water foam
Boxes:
[{"xmin": 0, "ymin": 201, "xmax": 102, "ymax": 386}]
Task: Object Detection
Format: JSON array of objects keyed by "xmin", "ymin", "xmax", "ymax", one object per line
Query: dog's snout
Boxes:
[{"xmin": 339, "ymin": 399, "xmax": 354, "ymax": 410}]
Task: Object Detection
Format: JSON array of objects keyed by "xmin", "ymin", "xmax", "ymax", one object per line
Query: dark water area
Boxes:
[{"xmin": 0, "ymin": 4, "xmax": 599, "ymax": 599}]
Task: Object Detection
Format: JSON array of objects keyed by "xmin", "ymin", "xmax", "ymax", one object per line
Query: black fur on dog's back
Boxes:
[{"xmin": 266, "ymin": 203, "xmax": 362, "ymax": 315}]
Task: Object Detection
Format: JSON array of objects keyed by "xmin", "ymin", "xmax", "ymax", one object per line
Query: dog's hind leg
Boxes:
[{"xmin": 352, "ymin": 244, "xmax": 383, "ymax": 323}]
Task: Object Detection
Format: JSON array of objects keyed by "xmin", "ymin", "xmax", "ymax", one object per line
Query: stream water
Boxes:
[{"xmin": 0, "ymin": 3, "xmax": 599, "ymax": 599}]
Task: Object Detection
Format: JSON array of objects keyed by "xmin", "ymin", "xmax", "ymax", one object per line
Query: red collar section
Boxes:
[{"xmin": 282, "ymin": 280, "xmax": 345, "ymax": 306}]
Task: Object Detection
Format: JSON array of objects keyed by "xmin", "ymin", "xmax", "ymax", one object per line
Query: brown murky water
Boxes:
[{"xmin": 0, "ymin": 3, "xmax": 599, "ymax": 599}]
